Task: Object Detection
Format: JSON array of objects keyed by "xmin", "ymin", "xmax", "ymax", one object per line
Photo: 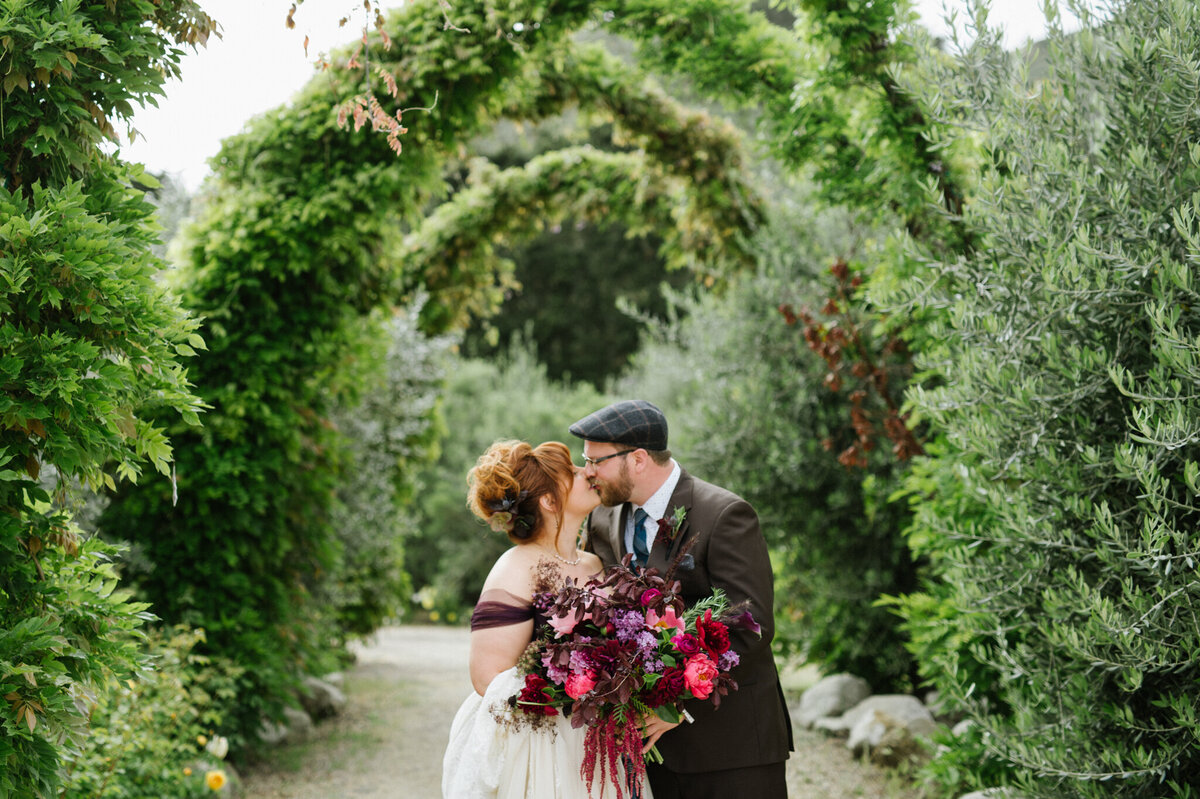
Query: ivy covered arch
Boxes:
[{"xmin": 101, "ymin": 0, "xmax": 800, "ymax": 739}]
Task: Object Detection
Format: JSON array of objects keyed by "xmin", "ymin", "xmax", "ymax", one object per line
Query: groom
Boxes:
[{"xmin": 570, "ymin": 399, "xmax": 793, "ymax": 799}]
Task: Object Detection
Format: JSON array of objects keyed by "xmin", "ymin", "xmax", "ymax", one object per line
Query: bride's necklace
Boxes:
[
  {"xmin": 541, "ymin": 522, "xmax": 582, "ymax": 565},
  {"xmin": 546, "ymin": 548, "xmax": 582, "ymax": 566}
]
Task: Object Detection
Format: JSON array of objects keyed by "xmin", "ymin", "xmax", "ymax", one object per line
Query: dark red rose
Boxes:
[
  {"xmin": 643, "ymin": 666, "xmax": 686, "ymax": 707},
  {"xmin": 517, "ymin": 673, "xmax": 558, "ymax": 715}
]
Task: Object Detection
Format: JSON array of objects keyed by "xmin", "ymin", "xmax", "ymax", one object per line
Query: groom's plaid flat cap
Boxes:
[{"xmin": 569, "ymin": 400, "xmax": 668, "ymax": 451}]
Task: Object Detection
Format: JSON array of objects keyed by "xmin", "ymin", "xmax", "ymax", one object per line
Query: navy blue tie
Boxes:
[{"xmin": 632, "ymin": 508, "xmax": 650, "ymax": 568}]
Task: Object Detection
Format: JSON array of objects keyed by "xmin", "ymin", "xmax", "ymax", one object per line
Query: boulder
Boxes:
[
  {"xmin": 817, "ymin": 693, "xmax": 935, "ymax": 738},
  {"xmin": 301, "ymin": 674, "xmax": 348, "ymax": 720},
  {"xmin": 847, "ymin": 706, "xmax": 935, "ymax": 756},
  {"xmin": 259, "ymin": 706, "xmax": 314, "ymax": 746},
  {"xmin": 795, "ymin": 673, "xmax": 872, "ymax": 729},
  {"xmin": 862, "ymin": 714, "xmax": 931, "ymax": 768}
]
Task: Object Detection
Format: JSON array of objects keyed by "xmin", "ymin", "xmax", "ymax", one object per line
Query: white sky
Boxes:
[{"xmin": 123, "ymin": 0, "xmax": 1074, "ymax": 191}]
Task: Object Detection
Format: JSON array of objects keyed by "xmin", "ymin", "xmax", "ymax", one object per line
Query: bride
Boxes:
[{"xmin": 442, "ymin": 440, "xmax": 652, "ymax": 799}]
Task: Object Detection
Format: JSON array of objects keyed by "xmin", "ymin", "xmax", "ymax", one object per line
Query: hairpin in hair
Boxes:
[
  {"xmin": 486, "ymin": 490, "xmax": 532, "ymax": 534},
  {"xmin": 485, "ymin": 489, "xmax": 529, "ymax": 514}
]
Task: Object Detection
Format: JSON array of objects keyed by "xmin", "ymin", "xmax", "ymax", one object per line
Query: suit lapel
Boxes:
[
  {"xmin": 616, "ymin": 503, "xmax": 632, "ymax": 562},
  {"xmin": 647, "ymin": 470, "xmax": 695, "ymax": 570}
]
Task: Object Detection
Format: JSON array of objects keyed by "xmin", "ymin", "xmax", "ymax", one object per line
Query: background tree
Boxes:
[
  {"xmin": 459, "ymin": 110, "xmax": 692, "ymax": 389},
  {"xmin": 892, "ymin": 1, "xmax": 1200, "ymax": 793},
  {"xmin": 321, "ymin": 306, "xmax": 452, "ymax": 639},
  {"xmin": 462, "ymin": 223, "xmax": 680, "ymax": 389}
]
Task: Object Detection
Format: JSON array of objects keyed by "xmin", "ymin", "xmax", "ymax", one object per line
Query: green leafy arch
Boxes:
[{"xmin": 101, "ymin": 0, "xmax": 792, "ymax": 740}]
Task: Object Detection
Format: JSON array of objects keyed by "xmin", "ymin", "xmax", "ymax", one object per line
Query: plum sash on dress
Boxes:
[{"xmin": 470, "ymin": 588, "xmax": 548, "ymax": 631}]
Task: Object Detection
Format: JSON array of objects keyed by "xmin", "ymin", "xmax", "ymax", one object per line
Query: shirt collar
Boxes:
[{"xmin": 635, "ymin": 460, "xmax": 681, "ymax": 523}]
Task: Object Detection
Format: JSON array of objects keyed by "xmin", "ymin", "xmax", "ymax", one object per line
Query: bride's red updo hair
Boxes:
[{"xmin": 467, "ymin": 440, "xmax": 574, "ymax": 544}]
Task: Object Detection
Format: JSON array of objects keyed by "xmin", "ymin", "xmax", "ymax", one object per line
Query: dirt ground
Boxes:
[{"xmin": 237, "ymin": 625, "xmax": 923, "ymax": 799}]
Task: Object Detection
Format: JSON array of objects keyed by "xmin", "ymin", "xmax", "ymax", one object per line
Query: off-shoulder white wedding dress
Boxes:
[{"xmin": 441, "ymin": 589, "xmax": 651, "ymax": 799}]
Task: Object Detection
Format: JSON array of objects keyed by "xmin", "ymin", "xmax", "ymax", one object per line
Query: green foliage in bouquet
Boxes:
[
  {"xmin": 895, "ymin": 1, "xmax": 1200, "ymax": 794},
  {"xmin": 0, "ymin": 3, "xmax": 211, "ymax": 794}
]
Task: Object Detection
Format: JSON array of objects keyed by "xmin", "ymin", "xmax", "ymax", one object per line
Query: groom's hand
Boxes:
[{"xmin": 641, "ymin": 715, "xmax": 680, "ymax": 753}]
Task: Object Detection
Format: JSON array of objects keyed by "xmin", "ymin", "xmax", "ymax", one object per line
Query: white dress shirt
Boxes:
[{"xmin": 624, "ymin": 460, "xmax": 681, "ymax": 557}]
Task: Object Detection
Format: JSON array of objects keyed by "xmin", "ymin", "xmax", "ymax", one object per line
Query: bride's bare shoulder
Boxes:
[
  {"xmin": 580, "ymin": 551, "xmax": 605, "ymax": 576},
  {"xmin": 480, "ymin": 544, "xmax": 541, "ymax": 596}
]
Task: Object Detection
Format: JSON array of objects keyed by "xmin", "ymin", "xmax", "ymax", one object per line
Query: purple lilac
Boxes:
[
  {"xmin": 635, "ymin": 631, "xmax": 658, "ymax": 660},
  {"xmin": 613, "ymin": 610, "xmax": 645, "ymax": 642},
  {"xmin": 718, "ymin": 650, "xmax": 740, "ymax": 670}
]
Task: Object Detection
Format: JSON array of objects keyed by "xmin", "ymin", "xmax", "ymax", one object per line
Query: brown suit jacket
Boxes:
[{"xmin": 583, "ymin": 468, "xmax": 793, "ymax": 774}]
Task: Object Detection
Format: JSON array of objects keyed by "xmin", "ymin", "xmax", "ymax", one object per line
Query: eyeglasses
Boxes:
[{"xmin": 581, "ymin": 449, "xmax": 637, "ymax": 467}]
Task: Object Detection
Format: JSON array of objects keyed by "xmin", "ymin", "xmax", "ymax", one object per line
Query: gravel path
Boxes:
[{"xmin": 238, "ymin": 625, "xmax": 921, "ymax": 799}]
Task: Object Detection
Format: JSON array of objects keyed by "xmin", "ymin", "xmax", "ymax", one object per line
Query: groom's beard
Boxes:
[{"xmin": 595, "ymin": 461, "xmax": 634, "ymax": 507}]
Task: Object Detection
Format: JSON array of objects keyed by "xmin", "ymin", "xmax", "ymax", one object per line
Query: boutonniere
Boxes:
[{"xmin": 655, "ymin": 506, "xmax": 687, "ymax": 548}]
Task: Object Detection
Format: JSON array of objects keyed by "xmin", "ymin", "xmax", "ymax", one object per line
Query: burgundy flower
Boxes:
[
  {"xmin": 727, "ymin": 609, "xmax": 761, "ymax": 635},
  {"xmin": 696, "ymin": 610, "xmax": 731, "ymax": 655},
  {"xmin": 517, "ymin": 673, "xmax": 558, "ymax": 716},
  {"xmin": 655, "ymin": 507, "xmax": 687, "ymax": 547},
  {"xmin": 654, "ymin": 517, "xmax": 676, "ymax": 546},
  {"xmin": 643, "ymin": 665, "xmax": 685, "ymax": 707},
  {"xmin": 671, "ymin": 633, "xmax": 700, "ymax": 656}
]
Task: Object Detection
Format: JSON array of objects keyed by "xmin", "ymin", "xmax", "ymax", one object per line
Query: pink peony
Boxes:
[
  {"xmin": 683, "ymin": 654, "xmax": 719, "ymax": 699},
  {"xmin": 646, "ymin": 606, "xmax": 685, "ymax": 633},
  {"xmin": 565, "ymin": 670, "xmax": 598, "ymax": 699},
  {"xmin": 547, "ymin": 612, "xmax": 578, "ymax": 637}
]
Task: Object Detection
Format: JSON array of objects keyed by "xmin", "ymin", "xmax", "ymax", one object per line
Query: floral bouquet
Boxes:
[{"xmin": 510, "ymin": 541, "xmax": 761, "ymax": 799}]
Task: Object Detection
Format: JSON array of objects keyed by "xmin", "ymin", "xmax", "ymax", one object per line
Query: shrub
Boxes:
[
  {"xmin": 61, "ymin": 627, "xmax": 239, "ymax": 799},
  {"xmin": 1, "ymin": 4, "xmax": 211, "ymax": 794},
  {"xmin": 896, "ymin": 1, "xmax": 1200, "ymax": 793}
]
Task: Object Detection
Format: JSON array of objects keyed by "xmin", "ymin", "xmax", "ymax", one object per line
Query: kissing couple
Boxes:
[{"xmin": 442, "ymin": 400, "xmax": 792, "ymax": 798}]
